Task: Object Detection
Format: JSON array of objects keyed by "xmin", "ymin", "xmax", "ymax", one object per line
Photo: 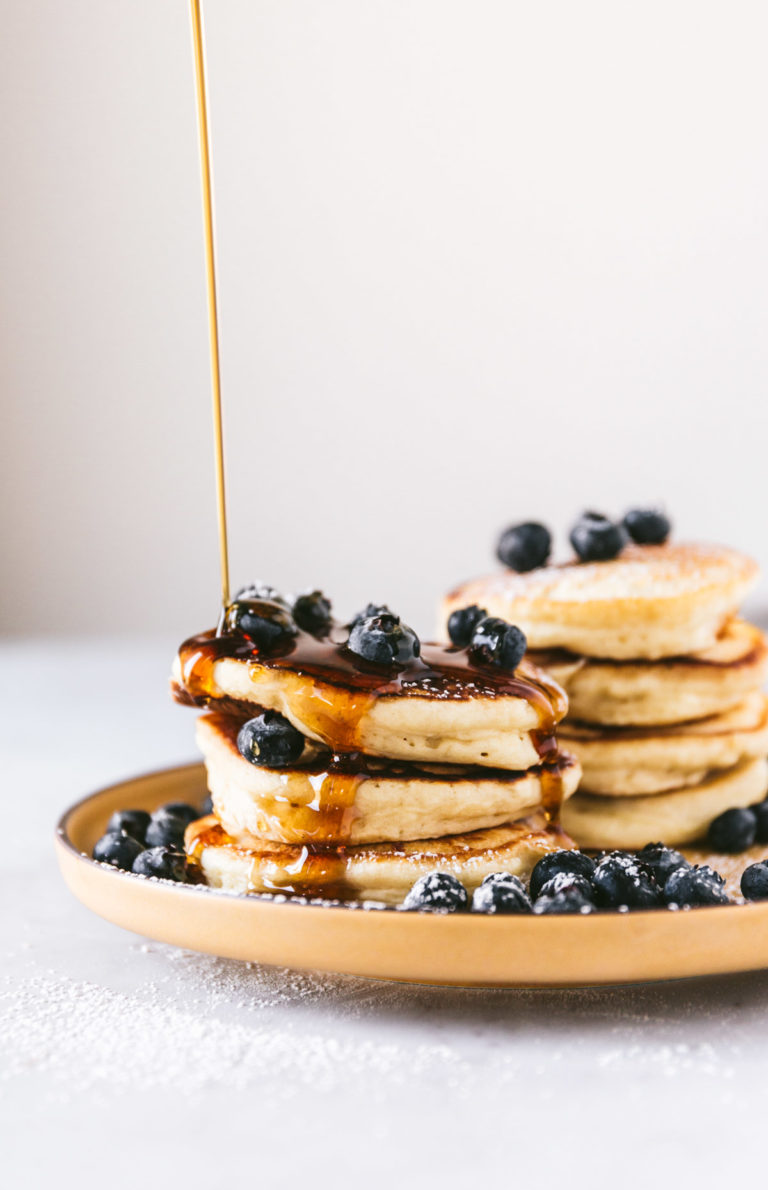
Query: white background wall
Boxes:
[{"xmin": 3, "ymin": 0, "xmax": 768, "ymax": 638}]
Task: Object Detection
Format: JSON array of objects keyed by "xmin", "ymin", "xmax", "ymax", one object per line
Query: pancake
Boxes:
[
  {"xmin": 529, "ymin": 619, "xmax": 768, "ymax": 727},
  {"xmin": 559, "ymin": 692, "xmax": 768, "ymax": 795},
  {"xmin": 561, "ymin": 757, "xmax": 768, "ymax": 849},
  {"xmin": 185, "ymin": 812, "xmax": 573, "ymax": 905},
  {"xmin": 197, "ymin": 713, "xmax": 581, "ymax": 846},
  {"xmin": 443, "ymin": 543, "xmax": 759, "ymax": 660},
  {"xmin": 172, "ymin": 626, "xmax": 568, "ymax": 770}
]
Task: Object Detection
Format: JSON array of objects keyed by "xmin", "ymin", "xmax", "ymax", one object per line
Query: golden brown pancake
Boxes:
[
  {"xmin": 185, "ymin": 812, "xmax": 573, "ymax": 905},
  {"xmin": 442, "ymin": 543, "xmax": 759, "ymax": 660},
  {"xmin": 197, "ymin": 712, "xmax": 580, "ymax": 845}
]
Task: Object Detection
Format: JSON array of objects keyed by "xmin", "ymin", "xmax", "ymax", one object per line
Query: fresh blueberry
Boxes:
[
  {"xmin": 533, "ymin": 888, "xmax": 595, "ymax": 915},
  {"xmin": 292, "ymin": 590, "xmax": 332, "ymax": 635},
  {"xmin": 350, "ymin": 603, "xmax": 392, "ymax": 627},
  {"xmin": 496, "ymin": 522, "xmax": 552, "ymax": 572},
  {"xmin": 92, "ymin": 831, "xmax": 144, "ymax": 871},
  {"xmin": 106, "ymin": 809, "xmax": 151, "ymax": 843},
  {"xmin": 233, "ymin": 583, "xmax": 290, "ymax": 609},
  {"xmin": 707, "ymin": 807, "xmax": 757, "ymax": 853},
  {"xmin": 592, "ymin": 852, "xmax": 662, "ymax": 909},
  {"xmin": 664, "ymin": 864, "xmax": 730, "ymax": 907},
  {"xmin": 469, "ymin": 617, "xmax": 527, "ymax": 671},
  {"xmin": 220, "ymin": 599, "xmax": 297, "ymax": 651},
  {"xmin": 471, "ymin": 873, "xmax": 532, "ymax": 914},
  {"xmin": 201, "ymin": 794, "xmax": 214, "ymax": 815},
  {"xmin": 447, "ymin": 605, "xmax": 488, "ymax": 648},
  {"xmin": 536, "ymin": 872, "xmax": 595, "ymax": 903},
  {"xmin": 529, "ymin": 849, "xmax": 596, "ymax": 899},
  {"xmin": 132, "ymin": 846, "xmax": 189, "ymax": 882},
  {"xmin": 635, "ymin": 842, "xmax": 691, "ymax": 887},
  {"xmin": 237, "ymin": 711, "xmax": 306, "ymax": 767},
  {"xmin": 741, "ymin": 862, "xmax": 768, "ymax": 901},
  {"xmin": 347, "ymin": 613, "xmax": 420, "ymax": 667},
  {"xmin": 569, "ymin": 512, "xmax": 627, "ymax": 563},
  {"xmin": 159, "ymin": 802, "xmax": 200, "ymax": 827},
  {"xmin": 622, "ymin": 509, "xmax": 671, "ymax": 546},
  {"xmin": 751, "ymin": 800, "xmax": 768, "ymax": 844},
  {"xmin": 145, "ymin": 810, "xmax": 188, "ymax": 849},
  {"xmin": 402, "ymin": 872, "xmax": 469, "ymax": 913}
]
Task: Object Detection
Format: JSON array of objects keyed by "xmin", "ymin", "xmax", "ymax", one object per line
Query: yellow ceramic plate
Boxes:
[{"xmin": 55, "ymin": 762, "xmax": 768, "ymax": 987}]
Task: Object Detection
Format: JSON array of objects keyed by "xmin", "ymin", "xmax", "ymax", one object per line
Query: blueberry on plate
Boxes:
[
  {"xmin": 144, "ymin": 809, "xmax": 188, "ymax": 849},
  {"xmin": 569, "ymin": 512, "xmax": 627, "ymax": 563},
  {"xmin": 741, "ymin": 862, "xmax": 768, "ymax": 901},
  {"xmin": 292, "ymin": 590, "xmax": 332, "ymax": 635},
  {"xmin": 663, "ymin": 864, "xmax": 730, "ymax": 907},
  {"xmin": 469, "ymin": 617, "xmax": 527, "ymax": 671},
  {"xmin": 350, "ymin": 603, "xmax": 392, "ymax": 628},
  {"xmin": 536, "ymin": 872, "xmax": 595, "ymax": 903},
  {"xmin": 446, "ymin": 604, "xmax": 487, "ymax": 648},
  {"xmin": 533, "ymin": 888, "xmax": 595, "ymax": 915},
  {"xmin": 592, "ymin": 852, "xmax": 661, "ymax": 909},
  {"xmin": 471, "ymin": 872, "xmax": 532, "ymax": 914},
  {"xmin": 92, "ymin": 831, "xmax": 144, "ymax": 871},
  {"xmin": 402, "ymin": 872, "xmax": 468, "ymax": 913},
  {"xmin": 707, "ymin": 807, "xmax": 757, "ymax": 853},
  {"xmin": 106, "ymin": 808, "xmax": 151, "ymax": 843},
  {"xmin": 132, "ymin": 846, "xmax": 189, "ymax": 882},
  {"xmin": 219, "ymin": 598, "xmax": 297, "ymax": 651},
  {"xmin": 622, "ymin": 508, "xmax": 671, "ymax": 546},
  {"xmin": 529, "ymin": 849, "xmax": 595, "ymax": 899},
  {"xmin": 347, "ymin": 613, "xmax": 420, "ymax": 667},
  {"xmin": 635, "ymin": 842, "xmax": 690, "ymax": 887},
  {"xmin": 237, "ymin": 711, "xmax": 306, "ymax": 767},
  {"xmin": 496, "ymin": 522, "xmax": 552, "ymax": 573},
  {"xmin": 160, "ymin": 802, "xmax": 200, "ymax": 827},
  {"xmin": 751, "ymin": 800, "xmax": 768, "ymax": 844}
]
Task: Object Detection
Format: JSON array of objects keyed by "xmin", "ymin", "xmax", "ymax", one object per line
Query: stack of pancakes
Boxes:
[
  {"xmin": 171, "ymin": 610, "xmax": 581, "ymax": 904},
  {"xmin": 443, "ymin": 543, "xmax": 768, "ymax": 850}
]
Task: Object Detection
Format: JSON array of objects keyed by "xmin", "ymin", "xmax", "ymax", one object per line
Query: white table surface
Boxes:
[{"xmin": 3, "ymin": 636, "xmax": 768, "ymax": 1187}]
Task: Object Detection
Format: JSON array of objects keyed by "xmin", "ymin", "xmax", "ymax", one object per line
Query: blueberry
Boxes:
[
  {"xmin": 402, "ymin": 872, "xmax": 469, "ymax": 913},
  {"xmin": 233, "ymin": 583, "xmax": 289, "ymax": 609},
  {"xmin": 160, "ymin": 802, "xmax": 200, "ymax": 827},
  {"xmin": 707, "ymin": 807, "xmax": 757, "ymax": 853},
  {"xmin": 447, "ymin": 604, "xmax": 488, "ymax": 648},
  {"xmin": 132, "ymin": 846, "xmax": 189, "ymax": 882},
  {"xmin": 751, "ymin": 801, "xmax": 768, "ymax": 844},
  {"xmin": 529, "ymin": 850, "xmax": 596, "ymax": 899},
  {"xmin": 471, "ymin": 873, "xmax": 532, "ymax": 914},
  {"xmin": 350, "ymin": 603, "xmax": 392, "ymax": 627},
  {"xmin": 533, "ymin": 888, "xmax": 595, "ymax": 915},
  {"xmin": 622, "ymin": 509, "xmax": 671, "ymax": 546},
  {"xmin": 592, "ymin": 852, "xmax": 662, "ymax": 909},
  {"xmin": 292, "ymin": 590, "xmax": 332, "ymax": 635},
  {"xmin": 347, "ymin": 613, "xmax": 420, "ymax": 667},
  {"xmin": 92, "ymin": 831, "xmax": 144, "ymax": 871},
  {"xmin": 635, "ymin": 842, "xmax": 691, "ymax": 887},
  {"xmin": 201, "ymin": 794, "xmax": 214, "ymax": 815},
  {"xmin": 469, "ymin": 617, "xmax": 527, "ymax": 671},
  {"xmin": 663, "ymin": 864, "xmax": 730, "ymax": 907},
  {"xmin": 145, "ymin": 810, "xmax": 188, "ymax": 849},
  {"xmin": 536, "ymin": 872, "xmax": 595, "ymax": 903},
  {"xmin": 741, "ymin": 862, "xmax": 768, "ymax": 901},
  {"xmin": 106, "ymin": 809, "xmax": 151, "ymax": 843},
  {"xmin": 237, "ymin": 711, "xmax": 306, "ymax": 767},
  {"xmin": 496, "ymin": 522, "xmax": 552, "ymax": 572},
  {"xmin": 569, "ymin": 512, "xmax": 627, "ymax": 563},
  {"xmin": 220, "ymin": 599, "xmax": 297, "ymax": 651}
]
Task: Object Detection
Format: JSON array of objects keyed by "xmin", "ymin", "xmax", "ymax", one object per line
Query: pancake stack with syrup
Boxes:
[
  {"xmin": 171, "ymin": 588, "xmax": 581, "ymax": 905},
  {"xmin": 443, "ymin": 518, "xmax": 768, "ymax": 852}
]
